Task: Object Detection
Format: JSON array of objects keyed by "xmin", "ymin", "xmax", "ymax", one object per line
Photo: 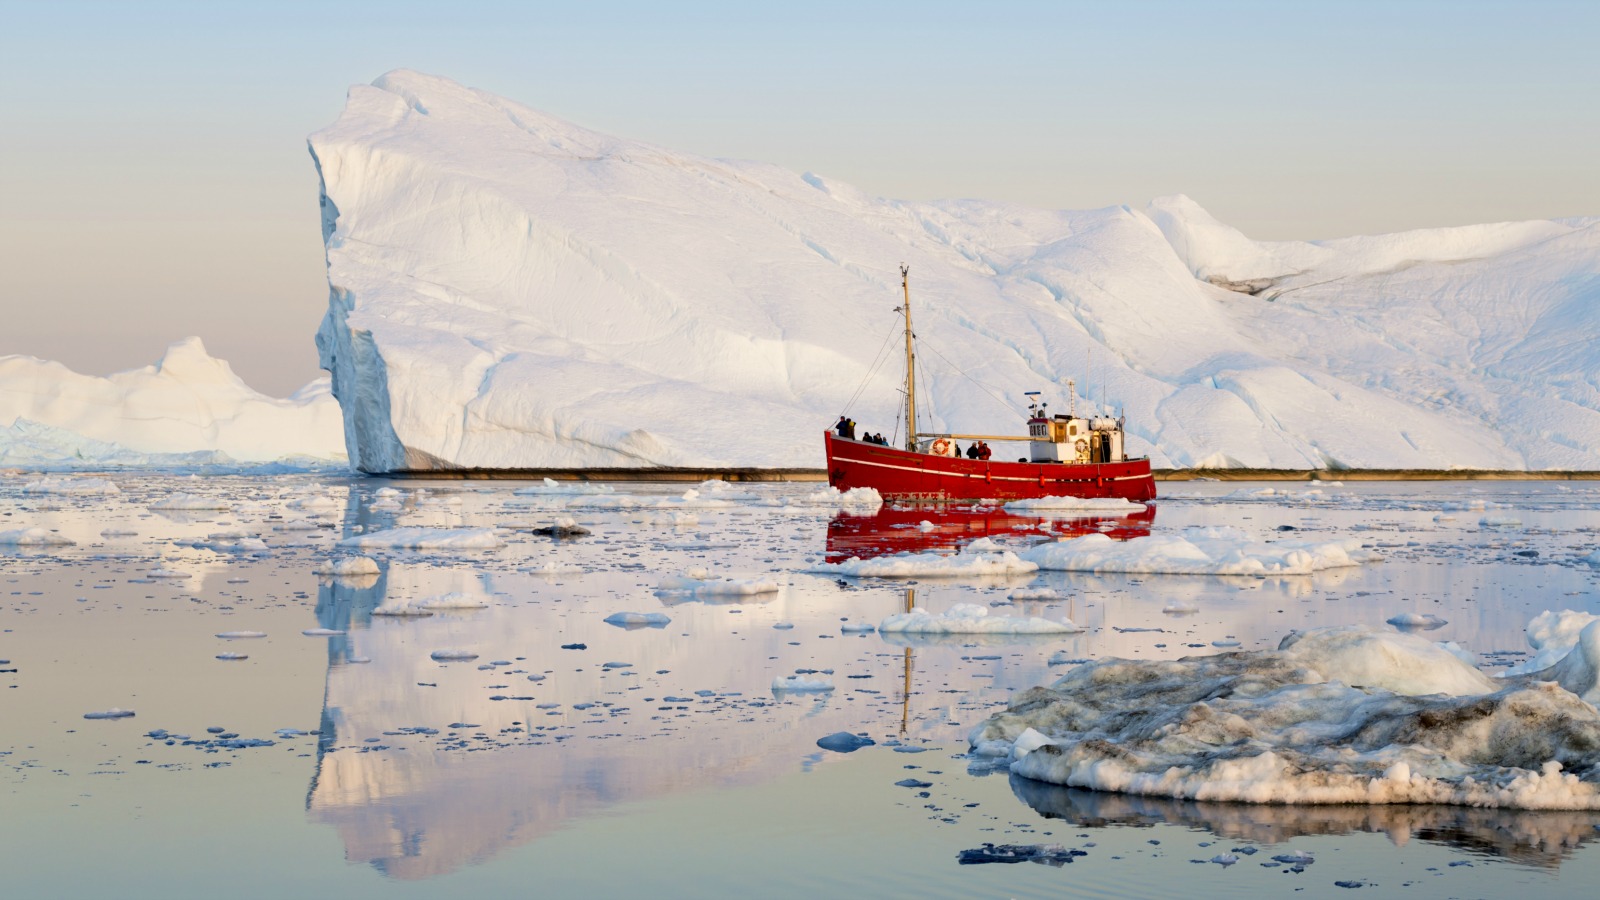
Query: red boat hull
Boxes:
[{"xmin": 824, "ymin": 431, "xmax": 1157, "ymax": 502}]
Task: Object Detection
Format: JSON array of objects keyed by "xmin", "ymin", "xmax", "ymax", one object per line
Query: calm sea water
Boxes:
[{"xmin": 3, "ymin": 475, "xmax": 1598, "ymax": 897}]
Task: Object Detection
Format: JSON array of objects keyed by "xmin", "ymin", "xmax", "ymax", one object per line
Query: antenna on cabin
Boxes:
[{"xmin": 1068, "ymin": 378, "xmax": 1076, "ymax": 417}]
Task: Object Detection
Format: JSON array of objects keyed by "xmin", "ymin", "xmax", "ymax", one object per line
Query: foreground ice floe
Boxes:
[
  {"xmin": 1501, "ymin": 610, "xmax": 1600, "ymax": 677},
  {"xmin": 971, "ymin": 625, "xmax": 1600, "ymax": 810},
  {"xmin": 1022, "ymin": 526, "xmax": 1378, "ymax": 576},
  {"xmin": 809, "ymin": 538, "xmax": 1038, "ymax": 579},
  {"xmin": 314, "ymin": 556, "xmax": 381, "ymax": 577},
  {"xmin": 880, "ymin": 603, "xmax": 1083, "ymax": 635}
]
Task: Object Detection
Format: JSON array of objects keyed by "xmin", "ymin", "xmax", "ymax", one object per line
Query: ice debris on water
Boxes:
[
  {"xmin": 1004, "ymin": 495, "xmax": 1146, "ymax": 513},
  {"xmin": 881, "ymin": 603, "xmax": 1082, "ymax": 635},
  {"xmin": 809, "ymin": 538, "xmax": 1037, "ymax": 579},
  {"xmin": 655, "ymin": 567, "xmax": 779, "ymax": 596},
  {"xmin": 338, "ymin": 527, "xmax": 505, "ymax": 550},
  {"xmin": 83, "ymin": 708, "xmax": 136, "ymax": 719},
  {"xmin": 603, "ymin": 611, "xmax": 671, "ymax": 628},
  {"xmin": 1021, "ymin": 526, "xmax": 1379, "ymax": 576},
  {"xmin": 301, "ymin": 628, "xmax": 346, "ymax": 637},
  {"xmin": 430, "ymin": 649, "xmax": 479, "ymax": 661},
  {"xmin": 313, "ymin": 556, "xmax": 381, "ymax": 577},
  {"xmin": 215, "ymin": 631, "xmax": 267, "ymax": 639},
  {"xmin": 957, "ymin": 843, "xmax": 1085, "ymax": 867},
  {"xmin": 216, "ymin": 652, "xmax": 248, "ymax": 661},
  {"xmin": 971, "ymin": 624, "xmax": 1600, "ymax": 809},
  {"xmin": 1387, "ymin": 613, "xmax": 1448, "ymax": 630},
  {"xmin": 816, "ymin": 732, "xmax": 875, "ymax": 753},
  {"xmin": 772, "ymin": 675, "xmax": 835, "ymax": 692},
  {"xmin": 0, "ymin": 528, "xmax": 75, "ymax": 546}
]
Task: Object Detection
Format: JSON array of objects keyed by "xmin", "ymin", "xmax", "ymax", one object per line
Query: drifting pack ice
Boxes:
[
  {"xmin": 0, "ymin": 337, "xmax": 345, "ymax": 466},
  {"xmin": 311, "ymin": 70, "xmax": 1600, "ymax": 473}
]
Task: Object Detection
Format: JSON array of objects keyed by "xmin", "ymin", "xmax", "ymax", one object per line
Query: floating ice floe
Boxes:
[
  {"xmin": 817, "ymin": 732, "xmax": 875, "ymax": 752},
  {"xmin": 809, "ymin": 538, "xmax": 1038, "ymax": 579},
  {"xmin": 83, "ymin": 708, "xmax": 135, "ymax": 719},
  {"xmin": 22, "ymin": 476, "xmax": 119, "ymax": 495},
  {"xmin": 430, "ymin": 649, "xmax": 479, "ymax": 661},
  {"xmin": 147, "ymin": 567, "xmax": 191, "ymax": 579},
  {"xmin": 1387, "ymin": 613, "xmax": 1449, "ymax": 630},
  {"xmin": 313, "ymin": 556, "xmax": 381, "ymax": 577},
  {"xmin": 216, "ymin": 631, "xmax": 267, "ymax": 639},
  {"xmin": 970, "ymin": 624, "xmax": 1600, "ymax": 809},
  {"xmin": 301, "ymin": 628, "xmax": 346, "ymax": 637},
  {"xmin": 1021, "ymin": 526, "xmax": 1378, "ymax": 576},
  {"xmin": 772, "ymin": 675, "xmax": 835, "ymax": 692},
  {"xmin": 881, "ymin": 603, "xmax": 1083, "ymax": 635},
  {"xmin": 512, "ymin": 478, "xmax": 615, "ymax": 496},
  {"xmin": 338, "ymin": 527, "xmax": 504, "ymax": 550},
  {"xmin": 150, "ymin": 493, "xmax": 231, "ymax": 511},
  {"xmin": 0, "ymin": 527, "xmax": 74, "ymax": 546},
  {"xmin": 1004, "ymin": 495, "xmax": 1146, "ymax": 514},
  {"xmin": 1480, "ymin": 515, "xmax": 1523, "ymax": 528},
  {"xmin": 216, "ymin": 652, "xmax": 249, "ymax": 661},
  {"xmin": 1010, "ymin": 588, "xmax": 1063, "ymax": 602},
  {"xmin": 656, "ymin": 568, "xmax": 780, "ymax": 596},
  {"xmin": 840, "ymin": 621, "xmax": 877, "ymax": 634},
  {"xmin": 1500, "ymin": 610, "xmax": 1600, "ymax": 679},
  {"xmin": 1162, "ymin": 600, "xmax": 1199, "ymax": 615},
  {"xmin": 774, "ymin": 486, "xmax": 884, "ymax": 511},
  {"xmin": 604, "ymin": 611, "xmax": 671, "ymax": 628}
]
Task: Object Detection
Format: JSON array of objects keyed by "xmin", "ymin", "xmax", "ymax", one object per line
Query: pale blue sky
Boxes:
[{"xmin": 2, "ymin": 0, "xmax": 1595, "ymax": 394}]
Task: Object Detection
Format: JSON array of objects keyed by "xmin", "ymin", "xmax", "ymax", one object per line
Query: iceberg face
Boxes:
[
  {"xmin": 0, "ymin": 338, "xmax": 346, "ymax": 466},
  {"xmin": 311, "ymin": 70, "xmax": 1600, "ymax": 472}
]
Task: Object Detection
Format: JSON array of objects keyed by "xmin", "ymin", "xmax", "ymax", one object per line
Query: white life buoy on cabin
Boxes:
[
  {"xmin": 1074, "ymin": 439, "xmax": 1088, "ymax": 454},
  {"xmin": 930, "ymin": 438, "xmax": 951, "ymax": 456}
]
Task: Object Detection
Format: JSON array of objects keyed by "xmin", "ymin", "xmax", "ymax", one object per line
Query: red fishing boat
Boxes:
[{"xmin": 825, "ymin": 266, "xmax": 1157, "ymax": 503}]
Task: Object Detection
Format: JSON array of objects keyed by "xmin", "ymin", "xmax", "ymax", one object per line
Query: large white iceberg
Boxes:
[
  {"xmin": 310, "ymin": 70, "xmax": 1600, "ymax": 473},
  {"xmin": 0, "ymin": 337, "xmax": 345, "ymax": 466}
]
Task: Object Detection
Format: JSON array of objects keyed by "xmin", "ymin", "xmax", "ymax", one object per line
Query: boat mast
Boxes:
[{"xmin": 900, "ymin": 264, "xmax": 917, "ymax": 452}]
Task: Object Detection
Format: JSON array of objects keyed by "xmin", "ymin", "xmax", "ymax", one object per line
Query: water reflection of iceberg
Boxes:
[
  {"xmin": 824, "ymin": 504, "xmax": 1154, "ymax": 564},
  {"xmin": 1009, "ymin": 775, "xmax": 1600, "ymax": 868},
  {"xmin": 302, "ymin": 558, "xmax": 878, "ymax": 880}
]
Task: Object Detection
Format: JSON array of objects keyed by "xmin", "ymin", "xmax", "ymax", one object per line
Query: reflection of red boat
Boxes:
[
  {"xmin": 825, "ymin": 267, "xmax": 1156, "ymax": 503},
  {"xmin": 825, "ymin": 503, "xmax": 1155, "ymax": 564}
]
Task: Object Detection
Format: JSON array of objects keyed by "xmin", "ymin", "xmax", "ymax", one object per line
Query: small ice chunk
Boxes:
[
  {"xmin": 817, "ymin": 732, "xmax": 875, "ymax": 752},
  {"xmin": 83, "ymin": 708, "xmax": 135, "ymax": 719},
  {"xmin": 430, "ymin": 649, "xmax": 479, "ymax": 661},
  {"xmin": 301, "ymin": 628, "xmax": 346, "ymax": 637},
  {"xmin": 215, "ymin": 631, "xmax": 267, "ymax": 639},
  {"xmin": 773, "ymin": 675, "xmax": 835, "ymax": 692},
  {"xmin": 313, "ymin": 556, "xmax": 380, "ymax": 577},
  {"xmin": 604, "ymin": 612, "xmax": 671, "ymax": 628},
  {"xmin": 216, "ymin": 652, "xmax": 249, "ymax": 660},
  {"xmin": 1387, "ymin": 613, "xmax": 1448, "ymax": 630}
]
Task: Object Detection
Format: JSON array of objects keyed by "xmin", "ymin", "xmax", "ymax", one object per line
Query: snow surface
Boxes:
[
  {"xmin": 971, "ymin": 625, "xmax": 1600, "ymax": 809},
  {"xmin": 0, "ymin": 338, "xmax": 345, "ymax": 466},
  {"xmin": 310, "ymin": 70, "xmax": 1600, "ymax": 472}
]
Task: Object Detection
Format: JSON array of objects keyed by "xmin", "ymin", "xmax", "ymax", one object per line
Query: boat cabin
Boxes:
[{"xmin": 1027, "ymin": 414, "xmax": 1124, "ymax": 464}]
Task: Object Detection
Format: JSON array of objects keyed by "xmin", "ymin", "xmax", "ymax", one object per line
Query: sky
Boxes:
[{"xmin": 2, "ymin": 0, "xmax": 1596, "ymax": 396}]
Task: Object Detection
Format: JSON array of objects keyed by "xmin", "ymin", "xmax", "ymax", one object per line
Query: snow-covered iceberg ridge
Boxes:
[
  {"xmin": 311, "ymin": 69, "xmax": 1600, "ymax": 473},
  {"xmin": 0, "ymin": 338, "xmax": 345, "ymax": 466},
  {"xmin": 971, "ymin": 624, "xmax": 1600, "ymax": 810}
]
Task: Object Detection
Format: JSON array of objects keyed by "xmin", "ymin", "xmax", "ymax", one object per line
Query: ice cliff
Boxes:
[
  {"xmin": 0, "ymin": 338, "xmax": 346, "ymax": 466},
  {"xmin": 311, "ymin": 70, "xmax": 1600, "ymax": 472}
]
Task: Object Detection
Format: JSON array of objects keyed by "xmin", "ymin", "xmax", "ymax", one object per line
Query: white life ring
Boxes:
[
  {"xmin": 1074, "ymin": 439, "xmax": 1088, "ymax": 453},
  {"xmin": 930, "ymin": 438, "xmax": 951, "ymax": 456}
]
